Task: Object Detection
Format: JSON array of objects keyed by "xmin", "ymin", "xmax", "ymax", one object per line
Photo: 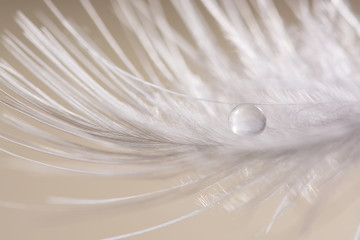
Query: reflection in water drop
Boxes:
[{"xmin": 228, "ymin": 104, "xmax": 266, "ymax": 136}]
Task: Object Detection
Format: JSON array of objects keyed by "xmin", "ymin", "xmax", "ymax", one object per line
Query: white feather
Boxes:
[{"xmin": 1, "ymin": 0, "xmax": 360, "ymax": 239}]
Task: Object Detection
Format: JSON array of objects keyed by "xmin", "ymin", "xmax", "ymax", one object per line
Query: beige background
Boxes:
[{"xmin": 0, "ymin": 0, "xmax": 360, "ymax": 239}]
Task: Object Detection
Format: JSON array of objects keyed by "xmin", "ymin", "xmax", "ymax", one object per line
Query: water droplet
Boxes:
[{"xmin": 228, "ymin": 104, "xmax": 266, "ymax": 136}]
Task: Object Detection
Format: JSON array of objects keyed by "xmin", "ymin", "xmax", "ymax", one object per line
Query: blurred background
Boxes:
[{"xmin": 1, "ymin": 0, "xmax": 360, "ymax": 239}]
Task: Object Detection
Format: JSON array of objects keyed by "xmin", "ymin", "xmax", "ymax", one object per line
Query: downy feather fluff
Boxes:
[{"xmin": 1, "ymin": 0, "xmax": 360, "ymax": 239}]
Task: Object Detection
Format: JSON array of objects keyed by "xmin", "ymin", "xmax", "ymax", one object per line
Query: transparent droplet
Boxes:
[{"xmin": 228, "ymin": 104, "xmax": 266, "ymax": 136}]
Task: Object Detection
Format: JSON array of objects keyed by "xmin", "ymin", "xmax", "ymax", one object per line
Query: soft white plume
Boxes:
[{"xmin": 1, "ymin": 0, "xmax": 360, "ymax": 239}]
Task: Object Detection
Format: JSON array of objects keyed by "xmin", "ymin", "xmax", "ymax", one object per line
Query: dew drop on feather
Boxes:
[{"xmin": 229, "ymin": 104, "xmax": 266, "ymax": 136}]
